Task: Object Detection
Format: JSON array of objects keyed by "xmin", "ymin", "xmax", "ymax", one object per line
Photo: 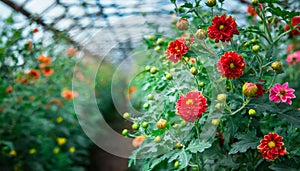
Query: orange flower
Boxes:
[
  {"xmin": 38, "ymin": 55, "xmax": 51, "ymax": 64},
  {"xmin": 247, "ymin": 5, "xmax": 257, "ymax": 17},
  {"xmin": 66, "ymin": 48, "xmax": 78, "ymax": 56},
  {"xmin": 28, "ymin": 70, "xmax": 40, "ymax": 80},
  {"xmin": 61, "ymin": 89, "xmax": 78, "ymax": 100},
  {"xmin": 49, "ymin": 98, "xmax": 63, "ymax": 107},
  {"xmin": 42, "ymin": 68, "xmax": 54, "ymax": 77},
  {"xmin": 6, "ymin": 85, "xmax": 13, "ymax": 93},
  {"xmin": 132, "ymin": 135, "xmax": 146, "ymax": 147},
  {"xmin": 16, "ymin": 77, "xmax": 28, "ymax": 84},
  {"xmin": 39, "ymin": 63, "xmax": 48, "ymax": 69}
]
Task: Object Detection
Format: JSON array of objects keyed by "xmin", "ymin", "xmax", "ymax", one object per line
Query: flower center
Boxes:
[
  {"xmin": 175, "ymin": 46, "xmax": 180, "ymax": 52},
  {"xmin": 219, "ymin": 25, "xmax": 225, "ymax": 30},
  {"xmin": 268, "ymin": 141, "xmax": 275, "ymax": 148},
  {"xmin": 230, "ymin": 63, "xmax": 235, "ymax": 69},
  {"xmin": 186, "ymin": 99, "xmax": 194, "ymax": 105},
  {"xmin": 279, "ymin": 89, "xmax": 286, "ymax": 98}
]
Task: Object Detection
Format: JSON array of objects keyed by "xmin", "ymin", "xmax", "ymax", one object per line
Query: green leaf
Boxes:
[
  {"xmin": 181, "ymin": 2, "xmax": 193, "ymax": 8},
  {"xmin": 229, "ymin": 132, "xmax": 260, "ymax": 154},
  {"xmin": 168, "ymin": 149, "xmax": 191, "ymax": 170},
  {"xmin": 278, "ymin": 110, "xmax": 300, "ymax": 127},
  {"xmin": 170, "ymin": 0, "xmax": 176, "ymax": 4},
  {"xmin": 186, "ymin": 140, "xmax": 212, "ymax": 153},
  {"xmin": 149, "ymin": 150, "xmax": 177, "ymax": 169}
]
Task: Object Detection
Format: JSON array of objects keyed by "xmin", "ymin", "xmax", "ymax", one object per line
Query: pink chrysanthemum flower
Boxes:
[
  {"xmin": 176, "ymin": 91, "xmax": 208, "ymax": 122},
  {"xmin": 286, "ymin": 51, "xmax": 300, "ymax": 65},
  {"xmin": 269, "ymin": 82, "xmax": 296, "ymax": 105}
]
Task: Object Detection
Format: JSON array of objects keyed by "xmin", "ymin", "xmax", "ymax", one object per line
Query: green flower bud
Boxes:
[
  {"xmin": 132, "ymin": 123, "xmax": 140, "ymax": 130},
  {"xmin": 176, "ymin": 142, "xmax": 183, "ymax": 149},
  {"xmin": 206, "ymin": 0, "xmax": 217, "ymax": 7},
  {"xmin": 148, "ymin": 35, "xmax": 156, "ymax": 41},
  {"xmin": 145, "ymin": 65, "xmax": 150, "ymax": 71},
  {"xmin": 157, "ymin": 119, "xmax": 167, "ymax": 129},
  {"xmin": 252, "ymin": 45, "xmax": 260, "ymax": 53},
  {"xmin": 181, "ymin": 120, "xmax": 187, "ymax": 126},
  {"xmin": 143, "ymin": 103, "xmax": 150, "ymax": 109},
  {"xmin": 154, "ymin": 136, "xmax": 162, "ymax": 143},
  {"xmin": 252, "ymin": 0, "xmax": 259, "ymax": 6},
  {"xmin": 271, "ymin": 61, "xmax": 283, "ymax": 72},
  {"xmin": 123, "ymin": 112, "xmax": 130, "ymax": 119},
  {"xmin": 211, "ymin": 119, "xmax": 220, "ymax": 126},
  {"xmin": 215, "ymin": 103, "xmax": 223, "ymax": 110},
  {"xmin": 176, "ymin": 18, "xmax": 189, "ymax": 30},
  {"xmin": 248, "ymin": 109, "xmax": 256, "ymax": 116},
  {"xmin": 190, "ymin": 67, "xmax": 198, "ymax": 75},
  {"xmin": 174, "ymin": 161, "xmax": 179, "ymax": 169},
  {"xmin": 147, "ymin": 94, "xmax": 153, "ymax": 100},
  {"xmin": 165, "ymin": 73, "xmax": 173, "ymax": 80},
  {"xmin": 150, "ymin": 67, "xmax": 157, "ymax": 74},
  {"xmin": 242, "ymin": 82, "xmax": 258, "ymax": 97},
  {"xmin": 198, "ymin": 82, "xmax": 205, "ymax": 87},
  {"xmin": 154, "ymin": 46, "xmax": 161, "ymax": 52},
  {"xmin": 156, "ymin": 38, "xmax": 164, "ymax": 46},
  {"xmin": 122, "ymin": 129, "xmax": 129, "ymax": 136},
  {"xmin": 217, "ymin": 94, "xmax": 227, "ymax": 102},
  {"xmin": 195, "ymin": 29, "xmax": 207, "ymax": 40},
  {"xmin": 142, "ymin": 121, "xmax": 149, "ymax": 128}
]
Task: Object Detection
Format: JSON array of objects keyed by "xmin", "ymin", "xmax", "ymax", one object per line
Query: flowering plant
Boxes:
[
  {"xmin": 122, "ymin": 0, "xmax": 300, "ymax": 170},
  {"xmin": 0, "ymin": 15, "xmax": 93, "ymax": 170}
]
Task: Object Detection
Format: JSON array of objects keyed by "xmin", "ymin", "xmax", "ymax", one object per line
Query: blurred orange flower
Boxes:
[
  {"xmin": 16, "ymin": 77, "xmax": 28, "ymax": 85},
  {"xmin": 49, "ymin": 98, "xmax": 63, "ymax": 107},
  {"xmin": 6, "ymin": 85, "xmax": 13, "ymax": 93},
  {"xmin": 42, "ymin": 68, "xmax": 54, "ymax": 77},
  {"xmin": 38, "ymin": 55, "xmax": 51, "ymax": 64},
  {"xmin": 66, "ymin": 48, "xmax": 78, "ymax": 56},
  {"xmin": 61, "ymin": 89, "xmax": 78, "ymax": 100},
  {"xmin": 39, "ymin": 63, "xmax": 48, "ymax": 69},
  {"xmin": 28, "ymin": 69, "xmax": 40, "ymax": 80},
  {"xmin": 132, "ymin": 135, "xmax": 146, "ymax": 147}
]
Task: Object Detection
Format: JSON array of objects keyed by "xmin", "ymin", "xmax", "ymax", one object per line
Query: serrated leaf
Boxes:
[
  {"xmin": 186, "ymin": 140, "xmax": 212, "ymax": 153},
  {"xmin": 278, "ymin": 110, "xmax": 300, "ymax": 127},
  {"xmin": 178, "ymin": 151, "xmax": 191, "ymax": 170},
  {"xmin": 229, "ymin": 132, "xmax": 259, "ymax": 154},
  {"xmin": 149, "ymin": 150, "xmax": 177, "ymax": 169}
]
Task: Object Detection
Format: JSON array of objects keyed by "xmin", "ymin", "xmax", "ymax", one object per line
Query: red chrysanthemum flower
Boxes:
[
  {"xmin": 257, "ymin": 133, "xmax": 286, "ymax": 161},
  {"xmin": 208, "ymin": 14, "xmax": 239, "ymax": 43},
  {"xmin": 247, "ymin": 5, "xmax": 258, "ymax": 17},
  {"xmin": 28, "ymin": 69, "xmax": 40, "ymax": 80},
  {"xmin": 165, "ymin": 38, "xmax": 189, "ymax": 63},
  {"xmin": 284, "ymin": 16, "xmax": 300, "ymax": 36},
  {"xmin": 254, "ymin": 84, "xmax": 265, "ymax": 98},
  {"xmin": 217, "ymin": 51, "xmax": 246, "ymax": 79},
  {"xmin": 176, "ymin": 91, "xmax": 208, "ymax": 122}
]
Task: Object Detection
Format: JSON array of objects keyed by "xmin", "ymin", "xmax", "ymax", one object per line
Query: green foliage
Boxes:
[
  {"xmin": 126, "ymin": 0, "xmax": 300, "ymax": 170},
  {"xmin": 0, "ymin": 15, "xmax": 92, "ymax": 170}
]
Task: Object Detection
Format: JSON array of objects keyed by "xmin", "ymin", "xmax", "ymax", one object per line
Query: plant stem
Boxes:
[
  {"xmin": 231, "ymin": 98, "xmax": 251, "ymax": 115},
  {"xmin": 267, "ymin": 71, "xmax": 277, "ymax": 90},
  {"xmin": 259, "ymin": 6, "xmax": 273, "ymax": 43},
  {"xmin": 254, "ymin": 54, "xmax": 263, "ymax": 77},
  {"xmin": 195, "ymin": 119, "xmax": 201, "ymax": 142}
]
